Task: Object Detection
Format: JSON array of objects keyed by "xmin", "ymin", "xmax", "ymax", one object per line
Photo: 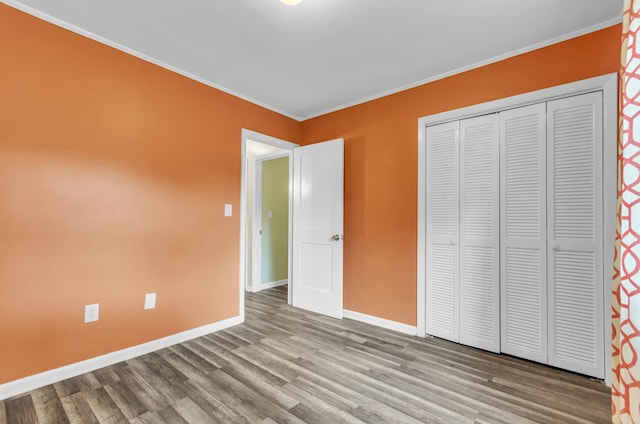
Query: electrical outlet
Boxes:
[
  {"xmin": 84, "ymin": 304, "xmax": 99, "ymax": 323},
  {"xmin": 144, "ymin": 293, "xmax": 157, "ymax": 310}
]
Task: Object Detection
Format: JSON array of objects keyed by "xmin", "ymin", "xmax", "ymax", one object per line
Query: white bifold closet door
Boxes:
[
  {"xmin": 426, "ymin": 121, "xmax": 460, "ymax": 342},
  {"xmin": 499, "ymin": 92, "xmax": 604, "ymax": 379},
  {"xmin": 547, "ymin": 92, "xmax": 604, "ymax": 379},
  {"xmin": 426, "ymin": 116, "xmax": 500, "ymax": 352},
  {"xmin": 459, "ymin": 115, "xmax": 500, "ymax": 353},
  {"xmin": 500, "ymin": 103, "xmax": 548, "ymax": 363}
]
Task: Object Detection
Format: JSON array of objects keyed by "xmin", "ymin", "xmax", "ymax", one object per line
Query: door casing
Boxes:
[{"xmin": 240, "ymin": 129, "xmax": 298, "ymax": 313}]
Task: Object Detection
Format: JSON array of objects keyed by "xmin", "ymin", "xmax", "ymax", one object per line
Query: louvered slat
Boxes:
[
  {"xmin": 504, "ymin": 247, "xmax": 545, "ymax": 355},
  {"xmin": 499, "ymin": 103, "xmax": 548, "ymax": 363},
  {"xmin": 426, "ymin": 121, "xmax": 459, "ymax": 342},
  {"xmin": 547, "ymin": 92, "xmax": 604, "ymax": 379},
  {"xmin": 460, "ymin": 114, "xmax": 500, "ymax": 352}
]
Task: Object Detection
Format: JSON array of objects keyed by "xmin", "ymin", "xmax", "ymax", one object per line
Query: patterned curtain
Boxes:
[{"xmin": 613, "ymin": 0, "xmax": 640, "ymax": 422}]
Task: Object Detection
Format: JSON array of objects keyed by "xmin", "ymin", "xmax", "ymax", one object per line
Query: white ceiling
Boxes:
[{"xmin": 4, "ymin": 0, "xmax": 622, "ymax": 120}]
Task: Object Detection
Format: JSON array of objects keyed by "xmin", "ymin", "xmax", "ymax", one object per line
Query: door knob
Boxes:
[{"xmin": 331, "ymin": 234, "xmax": 342, "ymax": 241}]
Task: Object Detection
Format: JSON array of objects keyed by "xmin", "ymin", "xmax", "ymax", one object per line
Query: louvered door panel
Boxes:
[
  {"xmin": 499, "ymin": 103, "xmax": 547, "ymax": 363},
  {"xmin": 547, "ymin": 92, "xmax": 604, "ymax": 378},
  {"xmin": 426, "ymin": 121, "xmax": 460, "ymax": 342},
  {"xmin": 459, "ymin": 115, "xmax": 500, "ymax": 352}
]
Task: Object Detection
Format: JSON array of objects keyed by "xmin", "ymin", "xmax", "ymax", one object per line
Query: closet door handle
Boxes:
[{"xmin": 551, "ymin": 241, "xmax": 560, "ymax": 250}]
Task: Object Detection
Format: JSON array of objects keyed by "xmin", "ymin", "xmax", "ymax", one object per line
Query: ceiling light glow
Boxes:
[{"xmin": 280, "ymin": 0, "xmax": 302, "ymax": 5}]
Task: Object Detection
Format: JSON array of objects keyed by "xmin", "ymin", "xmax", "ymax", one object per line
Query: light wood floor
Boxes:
[{"xmin": 1, "ymin": 286, "xmax": 611, "ymax": 423}]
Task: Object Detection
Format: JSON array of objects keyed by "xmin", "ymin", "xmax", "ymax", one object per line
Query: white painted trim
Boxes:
[
  {"xmin": 417, "ymin": 119, "xmax": 427, "ymax": 337},
  {"xmin": 420, "ymin": 74, "xmax": 617, "ymax": 126},
  {"xmin": 417, "ymin": 72, "xmax": 617, "ymax": 385},
  {"xmin": 0, "ymin": 0, "xmax": 300, "ymax": 121},
  {"xmin": 343, "ymin": 310, "xmax": 417, "ymax": 336},
  {"xmin": 287, "ymin": 151, "xmax": 294, "ymax": 307},
  {"xmin": 602, "ymin": 75, "xmax": 617, "ymax": 388},
  {"xmin": 253, "ymin": 279, "xmax": 288, "ymax": 293},
  {"xmin": 301, "ymin": 19, "xmax": 622, "ymax": 120},
  {"xmin": 0, "ymin": 315, "xmax": 242, "ymax": 401},
  {"xmin": 240, "ymin": 130, "xmax": 298, "ymax": 314}
]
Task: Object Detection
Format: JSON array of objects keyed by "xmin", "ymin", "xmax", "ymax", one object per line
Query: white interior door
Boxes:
[
  {"xmin": 426, "ymin": 121, "xmax": 460, "ymax": 342},
  {"xmin": 547, "ymin": 92, "xmax": 604, "ymax": 378},
  {"xmin": 292, "ymin": 139, "xmax": 344, "ymax": 318},
  {"xmin": 499, "ymin": 103, "xmax": 548, "ymax": 363},
  {"xmin": 459, "ymin": 114, "xmax": 500, "ymax": 353}
]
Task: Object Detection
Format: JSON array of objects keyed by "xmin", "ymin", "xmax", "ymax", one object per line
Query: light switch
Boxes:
[
  {"xmin": 224, "ymin": 204, "xmax": 232, "ymax": 217},
  {"xmin": 268, "ymin": 210, "xmax": 273, "ymax": 219},
  {"xmin": 144, "ymin": 293, "xmax": 157, "ymax": 310}
]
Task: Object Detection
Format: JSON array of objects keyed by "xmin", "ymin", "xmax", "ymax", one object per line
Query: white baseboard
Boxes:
[
  {"xmin": 252, "ymin": 279, "xmax": 287, "ymax": 292},
  {"xmin": 0, "ymin": 315, "xmax": 242, "ymax": 401},
  {"xmin": 343, "ymin": 309, "xmax": 417, "ymax": 336}
]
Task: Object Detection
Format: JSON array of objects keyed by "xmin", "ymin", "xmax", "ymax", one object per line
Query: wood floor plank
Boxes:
[
  {"xmin": 73, "ymin": 373, "xmax": 102, "ymax": 393},
  {"xmin": 172, "ymin": 397, "xmax": 216, "ymax": 424},
  {"xmin": 0, "ymin": 398, "xmax": 6, "ymax": 424},
  {"xmin": 289, "ymin": 357, "xmax": 430, "ymax": 424},
  {"xmin": 92, "ymin": 367, "xmax": 121, "ymax": 387},
  {"xmin": 111, "ymin": 366, "xmax": 170, "ymax": 413},
  {"xmin": 53, "ymin": 378, "xmax": 81, "ymax": 399},
  {"xmin": 232, "ymin": 343, "xmax": 299, "ymax": 383},
  {"xmin": 489, "ymin": 377, "xmax": 611, "ymax": 423},
  {"xmin": 283, "ymin": 379, "xmax": 367, "ymax": 424},
  {"xmin": 83, "ymin": 387, "xmax": 128, "ymax": 424},
  {"xmin": 126, "ymin": 357, "xmax": 187, "ymax": 404},
  {"xmin": 5, "ymin": 395, "xmax": 39, "ymax": 424},
  {"xmin": 203, "ymin": 368, "xmax": 306, "ymax": 424},
  {"xmin": 287, "ymin": 376, "xmax": 360, "ymax": 412},
  {"xmin": 220, "ymin": 361, "xmax": 299, "ymax": 410},
  {"xmin": 179, "ymin": 380, "xmax": 249, "ymax": 423},
  {"xmin": 363, "ymin": 367, "xmax": 480, "ymax": 421},
  {"xmin": 160, "ymin": 352, "xmax": 208, "ymax": 382},
  {"xmin": 156, "ymin": 405, "xmax": 189, "ymax": 424},
  {"xmin": 0, "ymin": 285, "xmax": 612, "ymax": 423},
  {"xmin": 129, "ymin": 412, "xmax": 166, "ymax": 424},
  {"xmin": 307, "ymin": 353, "xmax": 472, "ymax": 423},
  {"xmin": 223, "ymin": 323, "xmax": 268, "ymax": 344},
  {"xmin": 31, "ymin": 385, "xmax": 71, "ymax": 424},
  {"xmin": 186, "ymin": 373, "xmax": 265, "ymax": 423},
  {"xmin": 103, "ymin": 381, "xmax": 148, "ymax": 419},
  {"xmin": 185, "ymin": 339, "xmax": 232, "ymax": 369},
  {"xmin": 60, "ymin": 393, "xmax": 100, "ymax": 424},
  {"xmin": 402, "ymin": 359, "xmax": 583, "ymax": 423},
  {"xmin": 165, "ymin": 343, "xmax": 219, "ymax": 374}
]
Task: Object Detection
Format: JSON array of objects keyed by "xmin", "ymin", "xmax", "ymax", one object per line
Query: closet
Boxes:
[{"xmin": 425, "ymin": 91, "xmax": 604, "ymax": 379}]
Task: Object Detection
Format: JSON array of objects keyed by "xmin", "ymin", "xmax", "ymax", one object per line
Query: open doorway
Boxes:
[
  {"xmin": 251, "ymin": 152, "xmax": 289, "ymax": 292},
  {"xmin": 239, "ymin": 130, "xmax": 298, "ymax": 310}
]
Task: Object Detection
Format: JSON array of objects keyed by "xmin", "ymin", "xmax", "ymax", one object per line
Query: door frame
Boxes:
[
  {"xmin": 417, "ymin": 73, "xmax": 617, "ymax": 385},
  {"xmin": 240, "ymin": 129, "xmax": 298, "ymax": 319},
  {"xmin": 252, "ymin": 151, "xmax": 290, "ymax": 293}
]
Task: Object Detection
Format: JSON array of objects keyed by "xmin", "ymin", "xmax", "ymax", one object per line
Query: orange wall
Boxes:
[
  {"xmin": 0, "ymin": 1, "xmax": 622, "ymax": 385},
  {"xmin": 0, "ymin": 4, "xmax": 300, "ymax": 384},
  {"xmin": 301, "ymin": 25, "xmax": 621, "ymax": 326}
]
